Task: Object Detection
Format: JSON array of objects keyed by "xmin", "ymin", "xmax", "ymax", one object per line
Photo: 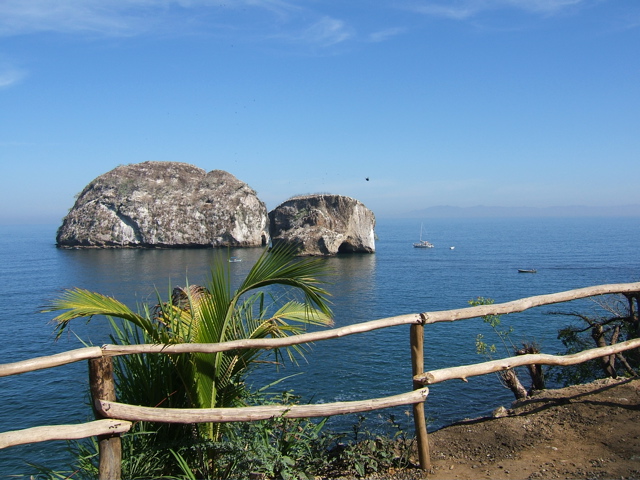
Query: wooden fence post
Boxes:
[
  {"xmin": 410, "ymin": 322, "xmax": 430, "ymax": 471},
  {"xmin": 89, "ymin": 356, "xmax": 122, "ymax": 480}
]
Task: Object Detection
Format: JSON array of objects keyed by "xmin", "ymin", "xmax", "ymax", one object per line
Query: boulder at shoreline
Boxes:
[
  {"xmin": 269, "ymin": 194, "xmax": 376, "ymax": 256},
  {"xmin": 56, "ymin": 161, "xmax": 269, "ymax": 248}
]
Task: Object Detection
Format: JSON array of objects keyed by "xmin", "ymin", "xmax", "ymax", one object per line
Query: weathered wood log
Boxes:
[
  {"xmin": 0, "ymin": 419, "xmax": 131, "ymax": 449},
  {"xmin": 410, "ymin": 323, "xmax": 430, "ymax": 470},
  {"xmin": 418, "ymin": 282, "xmax": 640, "ymax": 325},
  {"xmin": 4, "ymin": 283, "xmax": 639, "ymax": 378},
  {"xmin": 415, "ymin": 337, "xmax": 640, "ymax": 385},
  {"xmin": 0, "ymin": 346, "xmax": 102, "ymax": 377},
  {"xmin": 95, "ymin": 389, "xmax": 429, "ymax": 423},
  {"xmin": 89, "ymin": 357, "xmax": 122, "ymax": 480},
  {"xmin": 97, "ymin": 281, "xmax": 640, "ymax": 355}
]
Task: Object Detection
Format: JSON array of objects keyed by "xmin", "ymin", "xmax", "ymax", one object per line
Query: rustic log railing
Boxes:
[{"xmin": 1, "ymin": 282, "xmax": 639, "ymax": 479}]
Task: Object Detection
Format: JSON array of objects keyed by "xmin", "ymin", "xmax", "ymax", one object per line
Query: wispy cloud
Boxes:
[
  {"xmin": 0, "ymin": 1, "xmax": 150, "ymax": 36},
  {"xmin": 604, "ymin": 7, "xmax": 640, "ymax": 32},
  {"xmin": 505, "ymin": 0, "xmax": 586, "ymax": 14},
  {"xmin": 407, "ymin": 0, "xmax": 588, "ymax": 19},
  {"xmin": 294, "ymin": 16, "xmax": 354, "ymax": 47},
  {"xmin": 410, "ymin": 2, "xmax": 479, "ymax": 20},
  {"xmin": 368, "ymin": 27, "xmax": 406, "ymax": 43},
  {"xmin": 0, "ymin": 0, "xmax": 357, "ymax": 49},
  {"xmin": 0, "ymin": 65, "xmax": 26, "ymax": 89}
]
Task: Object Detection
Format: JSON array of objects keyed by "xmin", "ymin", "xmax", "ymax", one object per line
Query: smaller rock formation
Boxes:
[
  {"xmin": 57, "ymin": 161, "xmax": 269, "ymax": 248},
  {"xmin": 269, "ymin": 194, "xmax": 376, "ymax": 256}
]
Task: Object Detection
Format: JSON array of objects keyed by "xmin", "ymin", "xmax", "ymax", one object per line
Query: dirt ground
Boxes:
[{"xmin": 356, "ymin": 377, "xmax": 640, "ymax": 479}]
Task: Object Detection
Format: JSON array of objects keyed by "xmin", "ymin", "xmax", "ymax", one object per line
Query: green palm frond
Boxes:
[
  {"xmin": 44, "ymin": 288, "xmax": 158, "ymax": 340},
  {"xmin": 268, "ymin": 300, "xmax": 334, "ymax": 328},
  {"xmin": 183, "ymin": 246, "xmax": 333, "ymax": 432},
  {"xmin": 44, "ymin": 243, "xmax": 335, "ymax": 445},
  {"xmin": 237, "ymin": 245, "xmax": 333, "ymax": 317}
]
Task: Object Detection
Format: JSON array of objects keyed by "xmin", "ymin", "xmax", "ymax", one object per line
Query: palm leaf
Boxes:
[
  {"xmin": 44, "ymin": 288, "xmax": 159, "ymax": 340},
  {"xmin": 43, "ymin": 242, "xmax": 335, "ymax": 446},
  {"xmin": 238, "ymin": 246, "xmax": 333, "ymax": 317}
]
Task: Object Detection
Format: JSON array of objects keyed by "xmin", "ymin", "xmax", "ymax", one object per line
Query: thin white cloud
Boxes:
[
  {"xmin": 407, "ymin": 0, "xmax": 588, "ymax": 19},
  {"xmin": 368, "ymin": 27, "xmax": 406, "ymax": 43},
  {"xmin": 617, "ymin": 14, "xmax": 640, "ymax": 32},
  {"xmin": 242, "ymin": 0, "xmax": 302, "ymax": 18},
  {"xmin": 0, "ymin": 1, "xmax": 158, "ymax": 36},
  {"xmin": 298, "ymin": 16, "xmax": 353, "ymax": 47},
  {"xmin": 0, "ymin": 66, "xmax": 26, "ymax": 89},
  {"xmin": 0, "ymin": 0, "xmax": 306, "ymax": 37},
  {"xmin": 510, "ymin": 0, "xmax": 585, "ymax": 13},
  {"xmin": 410, "ymin": 3, "xmax": 479, "ymax": 20},
  {"xmin": 0, "ymin": 0, "xmax": 356, "ymax": 50}
]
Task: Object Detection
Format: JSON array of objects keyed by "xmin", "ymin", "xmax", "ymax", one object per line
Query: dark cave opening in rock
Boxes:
[{"xmin": 337, "ymin": 242, "xmax": 356, "ymax": 253}]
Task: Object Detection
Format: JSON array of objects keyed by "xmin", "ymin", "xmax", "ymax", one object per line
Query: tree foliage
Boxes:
[
  {"xmin": 553, "ymin": 293, "xmax": 640, "ymax": 386},
  {"xmin": 469, "ymin": 297, "xmax": 544, "ymax": 399}
]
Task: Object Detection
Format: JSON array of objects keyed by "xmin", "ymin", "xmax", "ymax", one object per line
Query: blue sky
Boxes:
[{"xmin": 1, "ymin": 0, "xmax": 639, "ymax": 223}]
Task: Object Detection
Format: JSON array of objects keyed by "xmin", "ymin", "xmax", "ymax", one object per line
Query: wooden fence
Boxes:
[{"xmin": 1, "ymin": 282, "xmax": 640, "ymax": 479}]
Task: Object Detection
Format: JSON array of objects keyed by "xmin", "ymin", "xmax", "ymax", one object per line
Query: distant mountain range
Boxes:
[{"xmin": 407, "ymin": 204, "xmax": 640, "ymax": 218}]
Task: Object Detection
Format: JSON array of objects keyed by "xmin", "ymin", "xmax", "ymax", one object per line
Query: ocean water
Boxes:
[{"xmin": 1, "ymin": 216, "xmax": 639, "ymax": 475}]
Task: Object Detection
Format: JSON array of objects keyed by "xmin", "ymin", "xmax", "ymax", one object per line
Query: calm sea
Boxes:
[{"xmin": 1, "ymin": 217, "xmax": 639, "ymax": 475}]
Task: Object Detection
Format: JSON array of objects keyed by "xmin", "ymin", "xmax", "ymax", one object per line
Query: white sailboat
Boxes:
[{"xmin": 413, "ymin": 224, "xmax": 434, "ymax": 248}]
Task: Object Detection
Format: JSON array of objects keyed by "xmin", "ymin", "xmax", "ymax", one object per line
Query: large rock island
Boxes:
[
  {"xmin": 56, "ymin": 162, "xmax": 269, "ymax": 248},
  {"xmin": 269, "ymin": 194, "xmax": 376, "ymax": 256}
]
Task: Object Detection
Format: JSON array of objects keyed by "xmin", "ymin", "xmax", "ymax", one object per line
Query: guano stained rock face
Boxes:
[
  {"xmin": 56, "ymin": 162, "xmax": 269, "ymax": 248},
  {"xmin": 269, "ymin": 194, "xmax": 376, "ymax": 256}
]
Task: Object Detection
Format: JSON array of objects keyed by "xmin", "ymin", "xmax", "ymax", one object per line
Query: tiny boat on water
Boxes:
[
  {"xmin": 414, "ymin": 240, "xmax": 434, "ymax": 248},
  {"xmin": 518, "ymin": 269, "xmax": 537, "ymax": 273},
  {"xmin": 413, "ymin": 223, "xmax": 434, "ymax": 248}
]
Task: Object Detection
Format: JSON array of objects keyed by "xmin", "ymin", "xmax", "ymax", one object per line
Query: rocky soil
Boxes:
[{"xmin": 345, "ymin": 377, "xmax": 640, "ymax": 479}]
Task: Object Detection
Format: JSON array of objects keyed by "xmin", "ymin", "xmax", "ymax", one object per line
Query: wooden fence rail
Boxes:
[
  {"xmin": 3, "ymin": 282, "xmax": 639, "ymax": 378},
  {"xmin": 1, "ymin": 282, "xmax": 639, "ymax": 479},
  {"xmin": 2, "ymin": 341, "xmax": 638, "ymax": 448},
  {"xmin": 0, "ymin": 420, "xmax": 132, "ymax": 449},
  {"xmin": 416, "ymin": 337, "xmax": 640, "ymax": 386},
  {"xmin": 94, "ymin": 389, "xmax": 430, "ymax": 424}
]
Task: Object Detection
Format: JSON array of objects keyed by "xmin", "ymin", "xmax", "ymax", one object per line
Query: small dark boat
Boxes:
[{"xmin": 518, "ymin": 269, "xmax": 537, "ymax": 273}]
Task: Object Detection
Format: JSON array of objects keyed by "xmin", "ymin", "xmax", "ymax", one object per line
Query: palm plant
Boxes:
[{"xmin": 46, "ymin": 245, "xmax": 333, "ymax": 443}]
